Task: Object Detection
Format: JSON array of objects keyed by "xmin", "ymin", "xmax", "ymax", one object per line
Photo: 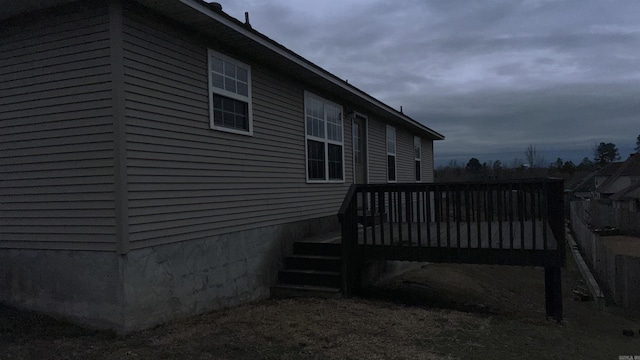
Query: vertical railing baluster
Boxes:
[
  {"xmin": 435, "ymin": 184, "xmax": 441, "ymax": 248},
  {"xmin": 388, "ymin": 191, "xmax": 394, "ymax": 247},
  {"xmin": 455, "ymin": 187, "xmax": 461, "ymax": 250},
  {"xmin": 520, "ymin": 182, "xmax": 525, "ymax": 250},
  {"xmin": 466, "ymin": 184, "xmax": 471, "ymax": 248},
  {"xmin": 361, "ymin": 190, "xmax": 368, "ymax": 247},
  {"xmin": 426, "ymin": 185, "xmax": 432, "ymax": 247},
  {"xmin": 379, "ymin": 190, "xmax": 385, "ymax": 246},
  {"xmin": 498, "ymin": 185, "xmax": 503, "ymax": 249},
  {"xmin": 405, "ymin": 190, "xmax": 412, "ymax": 247},
  {"xmin": 487, "ymin": 185, "xmax": 492, "ymax": 249},
  {"xmin": 476, "ymin": 184, "xmax": 482, "ymax": 249},
  {"xmin": 371, "ymin": 189, "xmax": 376, "ymax": 246},
  {"xmin": 542, "ymin": 182, "xmax": 548, "ymax": 250},
  {"xmin": 397, "ymin": 190, "xmax": 403, "ymax": 246},
  {"xmin": 445, "ymin": 184, "xmax": 451, "ymax": 248},
  {"xmin": 531, "ymin": 183, "xmax": 536, "ymax": 250},
  {"xmin": 417, "ymin": 187, "xmax": 422, "ymax": 247},
  {"xmin": 509, "ymin": 182, "xmax": 514, "ymax": 250}
]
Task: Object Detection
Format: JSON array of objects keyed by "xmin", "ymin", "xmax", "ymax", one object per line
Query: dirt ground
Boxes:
[{"xmin": 2, "ymin": 251, "xmax": 640, "ymax": 359}]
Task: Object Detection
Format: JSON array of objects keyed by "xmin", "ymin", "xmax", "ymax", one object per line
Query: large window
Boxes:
[
  {"xmin": 305, "ymin": 92, "xmax": 344, "ymax": 182},
  {"xmin": 414, "ymin": 136, "xmax": 422, "ymax": 182},
  {"xmin": 387, "ymin": 126, "xmax": 396, "ymax": 182},
  {"xmin": 208, "ymin": 49, "xmax": 252, "ymax": 135}
]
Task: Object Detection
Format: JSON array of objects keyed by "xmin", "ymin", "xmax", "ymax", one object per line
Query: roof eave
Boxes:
[
  {"xmin": 2, "ymin": 0, "xmax": 445, "ymax": 141},
  {"xmin": 0, "ymin": 0, "xmax": 77, "ymax": 21},
  {"xmin": 176, "ymin": 0, "xmax": 444, "ymax": 140}
]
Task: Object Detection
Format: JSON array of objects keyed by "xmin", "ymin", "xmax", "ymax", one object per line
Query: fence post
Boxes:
[{"xmin": 545, "ymin": 266, "xmax": 563, "ymax": 322}]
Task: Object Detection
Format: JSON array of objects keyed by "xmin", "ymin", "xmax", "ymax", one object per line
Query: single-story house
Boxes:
[
  {"xmin": 593, "ymin": 161, "xmax": 624, "ymax": 198},
  {"xmin": 600, "ymin": 154, "xmax": 640, "ymax": 211},
  {"xmin": 609, "ymin": 183, "xmax": 640, "ymax": 212},
  {"xmin": 0, "ymin": 0, "xmax": 444, "ymax": 331},
  {"xmin": 596, "ymin": 154, "xmax": 640, "ymax": 200}
]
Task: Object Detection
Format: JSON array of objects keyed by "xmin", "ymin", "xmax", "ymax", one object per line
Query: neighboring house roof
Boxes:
[
  {"xmin": 597, "ymin": 155, "xmax": 640, "ymax": 194},
  {"xmin": 609, "ymin": 182, "xmax": 640, "ymax": 201},
  {"xmin": 1, "ymin": 0, "xmax": 445, "ymax": 141},
  {"xmin": 597, "ymin": 162, "xmax": 624, "ymax": 177},
  {"xmin": 566, "ymin": 170, "xmax": 598, "ymax": 193},
  {"xmin": 618, "ymin": 154, "xmax": 640, "ymax": 176}
]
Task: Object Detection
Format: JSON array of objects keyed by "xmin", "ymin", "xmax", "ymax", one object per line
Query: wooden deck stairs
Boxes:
[
  {"xmin": 273, "ymin": 179, "xmax": 566, "ymax": 323},
  {"xmin": 270, "ymin": 239, "xmax": 342, "ymax": 299}
]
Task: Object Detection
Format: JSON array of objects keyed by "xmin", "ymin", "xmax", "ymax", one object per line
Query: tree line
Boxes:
[{"xmin": 435, "ymin": 134, "xmax": 640, "ymax": 181}]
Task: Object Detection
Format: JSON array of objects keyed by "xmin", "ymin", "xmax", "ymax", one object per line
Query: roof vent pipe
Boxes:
[{"xmin": 245, "ymin": 11, "xmax": 251, "ymax": 27}]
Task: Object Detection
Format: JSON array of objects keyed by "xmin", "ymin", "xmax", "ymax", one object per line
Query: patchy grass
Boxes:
[{"xmin": 2, "ymin": 253, "xmax": 640, "ymax": 359}]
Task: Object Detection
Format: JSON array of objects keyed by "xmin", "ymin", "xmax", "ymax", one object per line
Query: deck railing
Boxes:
[{"xmin": 337, "ymin": 178, "xmax": 565, "ymax": 296}]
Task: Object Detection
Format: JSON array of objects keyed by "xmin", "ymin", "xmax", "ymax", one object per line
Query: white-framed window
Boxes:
[
  {"xmin": 414, "ymin": 136, "xmax": 422, "ymax": 182},
  {"xmin": 305, "ymin": 92, "xmax": 344, "ymax": 182},
  {"xmin": 207, "ymin": 49, "xmax": 253, "ymax": 135},
  {"xmin": 353, "ymin": 122, "xmax": 362, "ymax": 166},
  {"xmin": 387, "ymin": 125, "xmax": 396, "ymax": 182}
]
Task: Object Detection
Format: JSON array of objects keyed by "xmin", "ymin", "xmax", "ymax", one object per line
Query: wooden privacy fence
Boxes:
[{"xmin": 338, "ymin": 178, "xmax": 565, "ymax": 321}]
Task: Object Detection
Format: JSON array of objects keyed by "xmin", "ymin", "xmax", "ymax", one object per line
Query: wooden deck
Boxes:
[{"xmin": 338, "ymin": 179, "xmax": 566, "ymax": 321}]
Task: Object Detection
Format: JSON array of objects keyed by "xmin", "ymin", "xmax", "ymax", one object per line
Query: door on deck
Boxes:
[
  {"xmin": 353, "ymin": 114, "xmax": 367, "ymax": 184},
  {"xmin": 353, "ymin": 115, "xmax": 369, "ymax": 216}
]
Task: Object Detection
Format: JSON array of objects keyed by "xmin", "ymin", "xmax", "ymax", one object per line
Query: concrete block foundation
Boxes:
[{"xmin": 0, "ymin": 216, "xmax": 338, "ymax": 332}]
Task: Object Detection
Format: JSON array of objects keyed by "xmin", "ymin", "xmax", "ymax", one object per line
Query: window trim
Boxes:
[
  {"xmin": 414, "ymin": 136, "xmax": 422, "ymax": 182},
  {"xmin": 386, "ymin": 125, "xmax": 397, "ymax": 183},
  {"xmin": 304, "ymin": 91, "xmax": 345, "ymax": 183},
  {"xmin": 207, "ymin": 49, "xmax": 253, "ymax": 136}
]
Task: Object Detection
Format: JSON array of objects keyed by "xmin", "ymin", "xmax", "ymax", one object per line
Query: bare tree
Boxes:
[
  {"xmin": 524, "ymin": 144, "xmax": 544, "ymax": 168},
  {"xmin": 511, "ymin": 157, "xmax": 524, "ymax": 168}
]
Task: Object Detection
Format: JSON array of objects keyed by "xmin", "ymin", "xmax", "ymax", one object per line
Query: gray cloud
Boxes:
[{"xmin": 220, "ymin": 0, "xmax": 640, "ymax": 165}]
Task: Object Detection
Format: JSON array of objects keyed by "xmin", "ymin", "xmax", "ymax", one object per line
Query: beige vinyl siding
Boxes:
[
  {"xmin": 122, "ymin": 9, "xmax": 352, "ymax": 249},
  {"xmin": 0, "ymin": 2, "xmax": 116, "ymax": 251},
  {"xmin": 422, "ymin": 139, "xmax": 435, "ymax": 182},
  {"xmin": 395, "ymin": 128, "xmax": 415, "ymax": 182},
  {"xmin": 367, "ymin": 117, "xmax": 388, "ymax": 184},
  {"xmin": 366, "ymin": 118, "xmax": 428, "ymax": 184}
]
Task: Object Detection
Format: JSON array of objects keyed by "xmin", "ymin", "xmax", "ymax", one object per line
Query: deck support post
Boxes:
[
  {"xmin": 340, "ymin": 185, "xmax": 360, "ymax": 298},
  {"xmin": 544, "ymin": 266, "xmax": 563, "ymax": 322}
]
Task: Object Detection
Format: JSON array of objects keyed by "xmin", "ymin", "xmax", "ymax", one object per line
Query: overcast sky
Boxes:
[{"xmin": 218, "ymin": 0, "xmax": 640, "ymax": 167}]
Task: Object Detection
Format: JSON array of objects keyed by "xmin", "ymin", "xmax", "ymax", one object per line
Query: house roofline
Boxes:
[
  {"xmin": 178, "ymin": 0, "xmax": 444, "ymax": 140},
  {"xmin": 1, "ymin": 0, "xmax": 444, "ymax": 140},
  {"xmin": 597, "ymin": 155, "xmax": 640, "ymax": 193}
]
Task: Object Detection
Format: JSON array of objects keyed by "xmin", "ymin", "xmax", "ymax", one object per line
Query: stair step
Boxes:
[
  {"xmin": 285, "ymin": 255, "xmax": 341, "ymax": 271},
  {"xmin": 278, "ymin": 269, "xmax": 341, "ymax": 288},
  {"xmin": 270, "ymin": 284, "xmax": 341, "ymax": 299},
  {"xmin": 293, "ymin": 241, "xmax": 341, "ymax": 256}
]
